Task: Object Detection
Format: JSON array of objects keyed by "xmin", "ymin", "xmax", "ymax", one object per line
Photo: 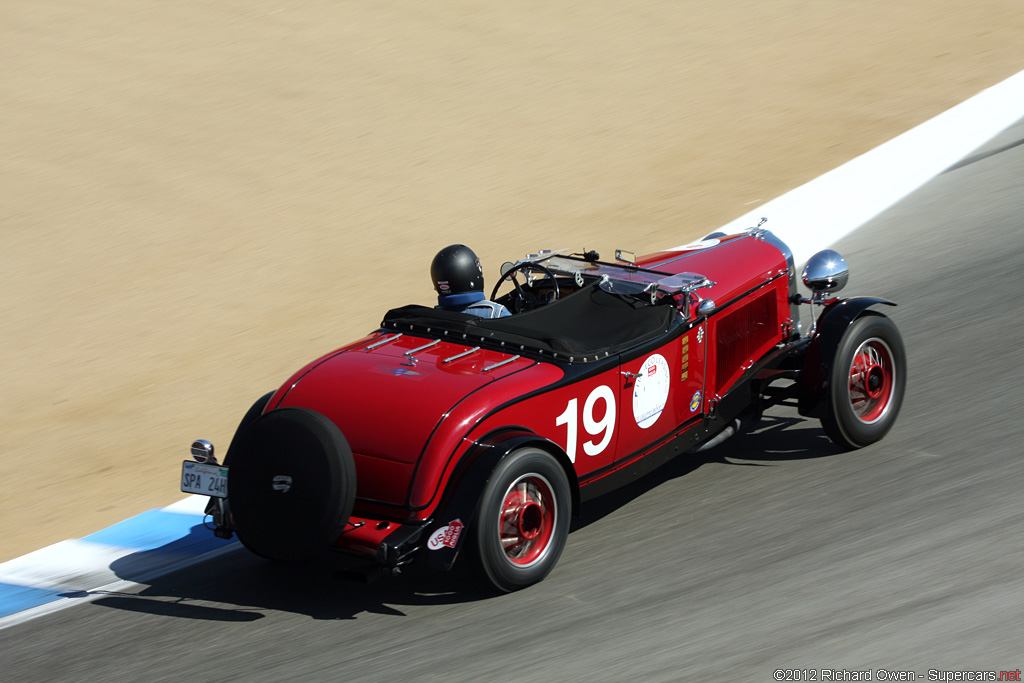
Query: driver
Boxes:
[{"xmin": 430, "ymin": 244, "xmax": 511, "ymax": 319}]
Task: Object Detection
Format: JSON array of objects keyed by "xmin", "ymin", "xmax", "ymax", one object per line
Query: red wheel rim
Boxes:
[
  {"xmin": 848, "ymin": 337, "xmax": 895, "ymax": 424},
  {"xmin": 498, "ymin": 474, "xmax": 556, "ymax": 567}
]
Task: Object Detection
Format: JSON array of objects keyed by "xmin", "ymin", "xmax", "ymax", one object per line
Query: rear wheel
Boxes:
[
  {"xmin": 470, "ymin": 447, "xmax": 570, "ymax": 592},
  {"xmin": 228, "ymin": 408, "xmax": 356, "ymax": 561},
  {"xmin": 822, "ymin": 313, "xmax": 906, "ymax": 449}
]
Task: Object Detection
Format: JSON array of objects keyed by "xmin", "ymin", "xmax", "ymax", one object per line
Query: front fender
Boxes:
[
  {"xmin": 423, "ymin": 429, "xmax": 577, "ymax": 571},
  {"xmin": 798, "ymin": 297, "xmax": 896, "ymax": 417}
]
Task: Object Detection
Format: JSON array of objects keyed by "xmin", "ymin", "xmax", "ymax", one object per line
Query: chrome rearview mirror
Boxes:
[
  {"xmin": 801, "ymin": 249, "xmax": 849, "ymax": 294},
  {"xmin": 499, "ymin": 261, "xmax": 515, "ymax": 277}
]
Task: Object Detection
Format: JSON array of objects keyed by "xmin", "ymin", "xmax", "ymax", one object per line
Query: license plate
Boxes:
[{"xmin": 181, "ymin": 461, "xmax": 229, "ymax": 498}]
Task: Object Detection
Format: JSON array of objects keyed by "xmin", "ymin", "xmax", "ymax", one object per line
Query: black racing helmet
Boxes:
[{"xmin": 431, "ymin": 244, "xmax": 484, "ymax": 297}]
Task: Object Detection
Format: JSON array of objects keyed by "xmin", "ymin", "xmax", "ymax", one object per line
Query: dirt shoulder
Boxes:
[{"xmin": 1, "ymin": 0, "xmax": 1021, "ymax": 561}]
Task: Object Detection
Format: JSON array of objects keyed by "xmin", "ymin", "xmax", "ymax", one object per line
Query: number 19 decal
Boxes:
[{"xmin": 555, "ymin": 385, "xmax": 616, "ymax": 462}]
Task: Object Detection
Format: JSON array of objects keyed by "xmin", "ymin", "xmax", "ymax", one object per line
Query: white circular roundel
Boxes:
[{"xmin": 632, "ymin": 353, "xmax": 670, "ymax": 429}]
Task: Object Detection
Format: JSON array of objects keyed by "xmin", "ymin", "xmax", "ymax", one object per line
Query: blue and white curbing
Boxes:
[
  {"xmin": 3, "ymin": 68, "xmax": 1024, "ymax": 631},
  {"xmin": 0, "ymin": 495, "xmax": 236, "ymax": 629}
]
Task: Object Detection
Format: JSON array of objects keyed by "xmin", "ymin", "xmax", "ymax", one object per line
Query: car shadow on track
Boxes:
[
  {"xmin": 85, "ymin": 413, "xmax": 843, "ymax": 622},
  {"xmin": 717, "ymin": 411, "xmax": 845, "ymax": 462},
  {"xmin": 572, "ymin": 412, "xmax": 844, "ymax": 531},
  {"xmin": 86, "ymin": 548, "xmax": 486, "ymax": 622}
]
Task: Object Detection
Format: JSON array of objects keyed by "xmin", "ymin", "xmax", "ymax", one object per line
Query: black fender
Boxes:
[
  {"xmin": 798, "ymin": 297, "xmax": 896, "ymax": 418},
  {"xmin": 423, "ymin": 429, "xmax": 578, "ymax": 572}
]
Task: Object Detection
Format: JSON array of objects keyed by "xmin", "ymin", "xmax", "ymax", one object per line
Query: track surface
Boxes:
[{"xmin": 6, "ymin": 119, "xmax": 1024, "ymax": 681}]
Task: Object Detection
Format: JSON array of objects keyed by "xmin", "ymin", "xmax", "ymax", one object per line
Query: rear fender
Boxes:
[
  {"xmin": 424, "ymin": 429, "xmax": 578, "ymax": 572},
  {"xmin": 798, "ymin": 297, "xmax": 896, "ymax": 417}
]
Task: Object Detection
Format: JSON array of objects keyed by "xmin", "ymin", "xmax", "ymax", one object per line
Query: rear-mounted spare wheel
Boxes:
[{"xmin": 228, "ymin": 407, "xmax": 356, "ymax": 561}]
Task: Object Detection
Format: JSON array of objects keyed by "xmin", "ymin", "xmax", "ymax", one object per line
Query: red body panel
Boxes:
[
  {"xmin": 474, "ymin": 367, "xmax": 625, "ymax": 476},
  {"xmin": 272, "ymin": 334, "xmax": 558, "ymax": 511},
  {"xmin": 404, "ymin": 361, "xmax": 564, "ymax": 510}
]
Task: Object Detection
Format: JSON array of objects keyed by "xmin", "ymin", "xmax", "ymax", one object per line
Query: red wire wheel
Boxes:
[
  {"xmin": 498, "ymin": 474, "xmax": 557, "ymax": 567},
  {"xmin": 822, "ymin": 313, "xmax": 906, "ymax": 449},
  {"xmin": 848, "ymin": 338, "xmax": 896, "ymax": 424},
  {"xmin": 470, "ymin": 447, "xmax": 571, "ymax": 592}
]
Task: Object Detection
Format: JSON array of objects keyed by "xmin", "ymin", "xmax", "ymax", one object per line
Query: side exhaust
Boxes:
[{"xmin": 691, "ymin": 408, "xmax": 762, "ymax": 453}]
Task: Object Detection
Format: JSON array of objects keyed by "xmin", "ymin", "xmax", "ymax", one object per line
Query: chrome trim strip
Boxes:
[
  {"xmin": 442, "ymin": 347, "xmax": 480, "ymax": 364},
  {"xmin": 366, "ymin": 333, "xmax": 403, "ymax": 350},
  {"xmin": 404, "ymin": 339, "xmax": 441, "ymax": 356},
  {"xmin": 482, "ymin": 355, "xmax": 521, "ymax": 372}
]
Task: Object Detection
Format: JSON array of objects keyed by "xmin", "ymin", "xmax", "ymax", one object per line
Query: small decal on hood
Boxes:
[
  {"xmin": 427, "ymin": 519, "xmax": 464, "ymax": 550},
  {"xmin": 373, "ymin": 364, "xmax": 422, "ymax": 378}
]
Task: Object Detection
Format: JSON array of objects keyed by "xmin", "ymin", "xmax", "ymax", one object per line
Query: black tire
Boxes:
[
  {"xmin": 228, "ymin": 407, "xmax": 356, "ymax": 561},
  {"xmin": 204, "ymin": 391, "xmax": 274, "ymax": 520},
  {"xmin": 469, "ymin": 447, "xmax": 571, "ymax": 592},
  {"xmin": 822, "ymin": 313, "xmax": 906, "ymax": 449},
  {"xmin": 223, "ymin": 391, "xmax": 275, "ymax": 466}
]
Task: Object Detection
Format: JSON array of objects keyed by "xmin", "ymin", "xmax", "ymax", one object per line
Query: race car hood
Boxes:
[
  {"xmin": 636, "ymin": 232, "xmax": 795, "ymax": 307},
  {"xmin": 268, "ymin": 333, "xmax": 563, "ymax": 506}
]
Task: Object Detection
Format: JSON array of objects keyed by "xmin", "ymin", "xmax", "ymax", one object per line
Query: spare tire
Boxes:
[
  {"xmin": 223, "ymin": 391, "xmax": 275, "ymax": 466},
  {"xmin": 228, "ymin": 407, "xmax": 356, "ymax": 561}
]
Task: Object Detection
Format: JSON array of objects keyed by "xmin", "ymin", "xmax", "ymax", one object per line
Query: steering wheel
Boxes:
[{"xmin": 489, "ymin": 262, "xmax": 560, "ymax": 313}]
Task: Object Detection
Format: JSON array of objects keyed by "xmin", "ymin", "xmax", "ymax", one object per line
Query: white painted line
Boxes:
[
  {"xmin": 0, "ymin": 540, "xmax": 133, "ymax": 592},
  {"xmin": 673, "ymin": 69, "xmax": 1024, "ymax": 267}
]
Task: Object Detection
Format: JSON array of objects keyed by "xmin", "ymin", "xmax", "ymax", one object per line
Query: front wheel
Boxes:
[
  {"xmin": 469, "ymin": 447, "xmax": 571, "ymax": 592},
  {"xmin": 822, "ymin": 313, "xmax": 906, "ymax": 449}
]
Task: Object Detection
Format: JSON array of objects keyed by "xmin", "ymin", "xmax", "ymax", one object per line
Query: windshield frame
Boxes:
[{"xmin": 508, "ymin": 249, "xmax": 715, "ymax": 299}]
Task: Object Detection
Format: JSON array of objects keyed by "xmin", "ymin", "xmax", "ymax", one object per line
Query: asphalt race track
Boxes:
[{"xmin": 6, "ymin": 118, "xmax": 1024, "ymax": 682}]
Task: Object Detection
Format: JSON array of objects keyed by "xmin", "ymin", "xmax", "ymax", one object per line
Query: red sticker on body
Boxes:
[{"xmin": 427, "ymin": 519, "xmax": 464, "ymax": 550}]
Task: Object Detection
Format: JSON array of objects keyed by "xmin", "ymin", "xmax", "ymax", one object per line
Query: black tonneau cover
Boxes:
[{"xmin": 381, "ymin": 285, "xmax": 678, "ymax": 363}]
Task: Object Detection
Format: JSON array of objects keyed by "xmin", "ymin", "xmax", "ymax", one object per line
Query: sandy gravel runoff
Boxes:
[{"xmin": 1, "ymin": 0, "xmax": 1021, "ymax": 562}]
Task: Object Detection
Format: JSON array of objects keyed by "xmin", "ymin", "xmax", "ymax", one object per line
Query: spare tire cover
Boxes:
[{"xmin": 228, "ymin": 407, "xmax": 356, "ymax": 561}]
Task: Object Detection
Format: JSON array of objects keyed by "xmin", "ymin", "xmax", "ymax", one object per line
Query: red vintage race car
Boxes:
[{"xmin": 181, "ymin": 223, "xmax": 905, "ymax": 592}]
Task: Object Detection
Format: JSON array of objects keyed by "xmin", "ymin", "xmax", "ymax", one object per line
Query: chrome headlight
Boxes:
[{"xmin": 802, "ymin": 249, "xmax": 849, "ymax": 293}]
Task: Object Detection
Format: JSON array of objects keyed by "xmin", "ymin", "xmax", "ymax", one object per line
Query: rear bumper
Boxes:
[
  {"xmin": 333, "ymin": 515, "xmax": 428, "ymax": 568},
  {"xmin": 206, "ymin": 496, "xmax": 431, "ymax": 568}
]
